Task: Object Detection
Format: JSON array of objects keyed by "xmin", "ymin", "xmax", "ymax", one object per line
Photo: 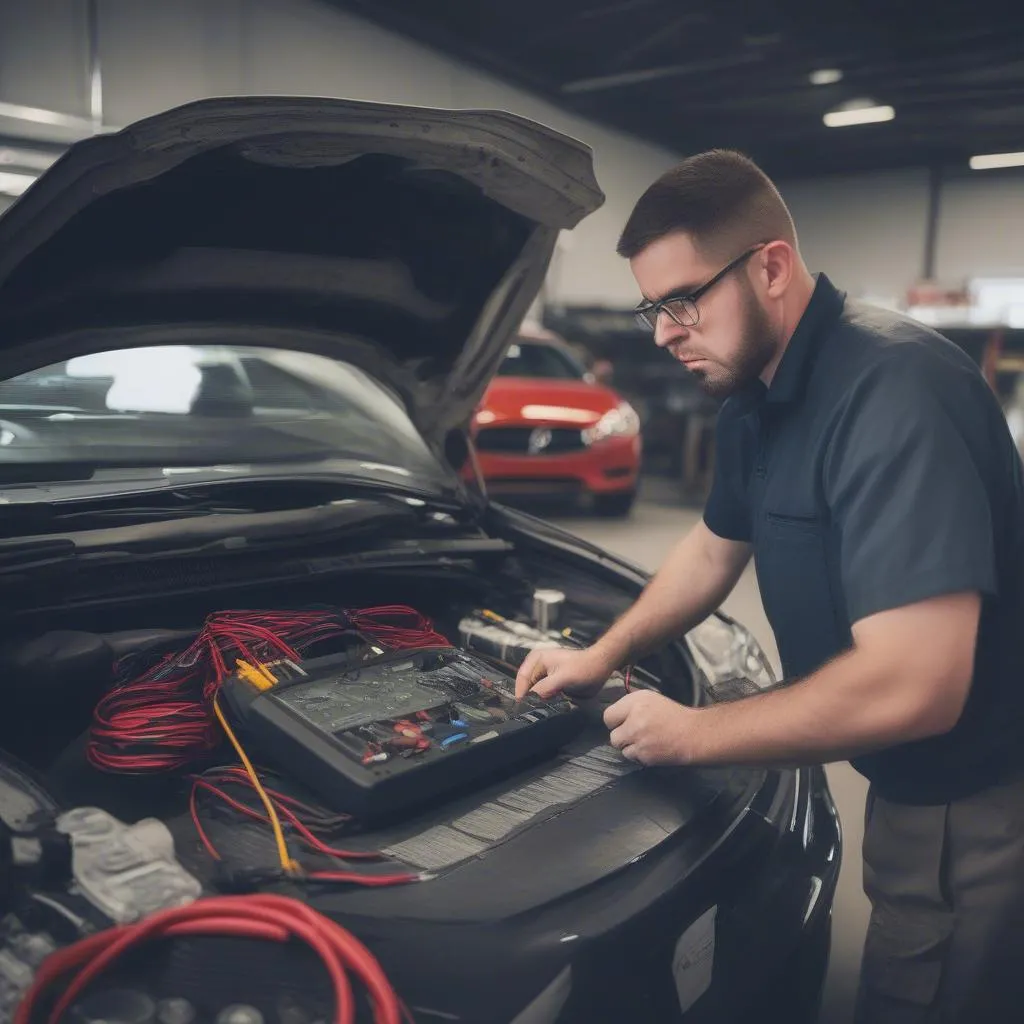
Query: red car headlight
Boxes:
[{"xmin": 582, "ymin": 402, "xmax": 640, "ymax": 446}]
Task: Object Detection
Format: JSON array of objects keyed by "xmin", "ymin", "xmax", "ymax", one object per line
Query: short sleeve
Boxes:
[
  {"xmin": 703, "ymin": 404, "xmax": 753, "ymax": 542},
  {"xmin": 824, "ymin": 356, "xmax": 997, "ymax": 624}
]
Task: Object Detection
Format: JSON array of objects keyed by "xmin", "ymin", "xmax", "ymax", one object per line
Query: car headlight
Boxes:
[
  {"xmin": 686, "ymin": 615, "xmax": 777, "ymax": 703},
  {"xmin": 582, "ymin": 402, "xmax": 640, "ymax": 445}
]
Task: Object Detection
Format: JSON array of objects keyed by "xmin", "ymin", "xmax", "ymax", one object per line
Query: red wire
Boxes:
[
  {"xmin": 201, "ymin": 766, "xmax": 352, "ymax": 827},
  {"xmin": 189, "ymin": 769, "xmax": 422, "ymax": 886},
  {"xmin": 190, "ymin": 795, "xmax": 417, "ymax": 887},
  {"xmin": 191, "ymin": 777, "xmax": 381, "ymax": 861},
  {"xmin": 88, "ymin": 609, "xmax": 362, "ymax": 773},
  {"xmin": 16, "ymin": 895, "xmax": 406, "ymax": 1024},
  {"xmin": 189, "ymin": 783, "xmax": 222, "ymax": 861},
  {"xmin": 623, "ymin": 665, "xmax": 633, "ymax": 692},
  {"xmin": 306, "ymin": 871, "xmax": 422, "ymax": 887},
  {"xmin": 345, "ymin": 605, "xmax": 449, "ymax": 649},
  {"xmin": 18, "ymin": 896, "xmax": 382, "ymax": 1024}
]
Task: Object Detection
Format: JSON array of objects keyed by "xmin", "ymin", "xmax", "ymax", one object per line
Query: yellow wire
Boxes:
[
  {"xmin": 212, "ymin": 694, "xmax": 301, "ymax": 875},
  {"xmin": 255, "ymin": 661, "xmax": 278, "ymax": 685},
  {"xmin": 235, "ymin": 659, "xmax": 275, "ymax": 691}
]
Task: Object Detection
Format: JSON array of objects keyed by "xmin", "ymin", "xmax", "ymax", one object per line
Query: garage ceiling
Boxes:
[{"xmin": 329, "ymin": 0, "xmax": 1024, "ymax": 178}]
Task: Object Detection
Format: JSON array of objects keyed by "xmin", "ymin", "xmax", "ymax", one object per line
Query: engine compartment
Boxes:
[
  {"xmin": 0, "ymin": 540, "xmax": 695, "ymax": 779},
  {"xmin": 0, "ymin": 537, "xmax": 697, "ymax": 884},
  {"xmin": 0, "ymin": 540, "xmax": 772, "ymax": 1024}
]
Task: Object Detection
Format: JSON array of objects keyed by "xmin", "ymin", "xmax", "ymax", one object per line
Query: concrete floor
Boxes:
[{"xmin": 552, "ymin": 499, "xmax": 869, "ymax": 1024}]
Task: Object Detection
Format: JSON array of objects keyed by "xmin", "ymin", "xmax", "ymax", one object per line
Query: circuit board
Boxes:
[
  {"xmin": 279, "ymin": 671, "xmax": 451, "ymax": 735},
  {"xmin": 221, "ymin": 648, "xmax": 585, "ymax": 819}
]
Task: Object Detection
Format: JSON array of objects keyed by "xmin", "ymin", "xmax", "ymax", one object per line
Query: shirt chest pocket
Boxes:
[{"xmin": 755, "ymin": 511, "xmax": 849, "ymax": 679}]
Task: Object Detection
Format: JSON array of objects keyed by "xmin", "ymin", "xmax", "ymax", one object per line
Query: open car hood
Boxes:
[{"xmin": 0, "ymin": 96, "xmax": 604, "ymax": 443}]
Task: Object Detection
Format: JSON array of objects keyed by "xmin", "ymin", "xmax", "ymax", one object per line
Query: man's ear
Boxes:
[{"xmin": 761, "ymin": 241, "xmax": 797, "ymax": 298}]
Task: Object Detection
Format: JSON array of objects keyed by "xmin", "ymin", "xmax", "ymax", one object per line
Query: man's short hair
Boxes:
[{"xmin": 616, "ymin": 150, "xmax": 797, "ymax": 262}]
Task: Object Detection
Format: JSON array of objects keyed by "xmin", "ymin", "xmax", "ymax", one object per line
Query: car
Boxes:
[
  {"xmin": 0, "ymin": 96, "xmax": 839, "ymax": 1024},
  {"xmin": 542, "ymin": 306, "xmax": 722, "ymax": 498},
  {"xmin": 471, "ymin": 325, "xmax": 642, "ymax": 516}
]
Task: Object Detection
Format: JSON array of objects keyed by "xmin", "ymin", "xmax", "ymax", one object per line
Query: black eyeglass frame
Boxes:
[{"xmin": 633, "ymin": 244, "xmax": 766, "ymax": 331}]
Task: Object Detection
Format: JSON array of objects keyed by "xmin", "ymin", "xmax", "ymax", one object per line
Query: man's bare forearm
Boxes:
[
  {"xmin": 687, "ymin": 647, "xmax": 954, "ymax": 767},
  {"xmin": 592, "ymin": 522, "xmax": 751, "ymax": 668}
]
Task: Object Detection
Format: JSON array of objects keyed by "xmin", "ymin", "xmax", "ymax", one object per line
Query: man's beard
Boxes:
[{"xmin": 690, "ymin": 286, "xmax": 780, "ymax": 400}]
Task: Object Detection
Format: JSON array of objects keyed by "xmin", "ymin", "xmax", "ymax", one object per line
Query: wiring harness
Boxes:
[
  {"xmin": 88, "ymin": 606, "xmax": 449, "ymax": 774},
  {"xmin": 344, "ymin": 605, "xmax": 449, "ymax": 650},
  {"xmin": 86, "ymin": 605, "xmax": 450, "ymax": 882},
  {"xmin": 14, "ymin": 894, "xmax": 412, "ymax": 1024},
  {"xmin": 189, "ymin": 763, "xmax": 422, "ymax": 889}
]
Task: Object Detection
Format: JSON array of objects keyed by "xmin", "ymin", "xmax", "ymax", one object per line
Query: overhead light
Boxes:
[
  {"xmin": 969, "ymin": 151, "xmax": 1024, "ymax": 171},
  {"xmin": 823, "ymin": 102, "xmax": 895, "ymax": 128},
  {"xmin": 0, "ymin": 171, "xmax": 36, "ymax": 198},
  {"xmin": 810, "ymin": 69, "xmax": 843, "ymax": 86}
]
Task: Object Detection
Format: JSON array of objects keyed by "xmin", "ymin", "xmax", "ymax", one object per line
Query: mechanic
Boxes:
[{"xmin": 515, "ymin": 150, "xmax": 1024, "ymax": 1023}]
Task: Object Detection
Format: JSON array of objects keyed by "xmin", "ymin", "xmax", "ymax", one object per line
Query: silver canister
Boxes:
[{"xmin": 532, "ymin": 589, "xmax": 566, "ymax": 632}]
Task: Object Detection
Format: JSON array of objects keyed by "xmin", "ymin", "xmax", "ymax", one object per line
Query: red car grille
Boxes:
[{"xmin": 475, "ymin": 426, "xmax": 587, "ymax": 454}]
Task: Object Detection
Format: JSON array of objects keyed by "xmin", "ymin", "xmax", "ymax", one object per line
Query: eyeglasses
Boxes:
[{"xmin": 633, "ymin": 244, "xmax": 765, "ymax": 331}]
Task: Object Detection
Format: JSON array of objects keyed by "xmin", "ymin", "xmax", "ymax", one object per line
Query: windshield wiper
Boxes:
[
  {"xmin": 0, "ymin": 484, "xmax": 482, "ymax": 571},
  {"xmin": 0, "ymin": 469, "xmax": 473, "ymax": 515},
  {"xmin": 149, "ymin": 474, "xmax": 469, "ymax": 513},
  {"xmin": 0, "ymin": 522, "xmax": 505, "ymax": 581}
]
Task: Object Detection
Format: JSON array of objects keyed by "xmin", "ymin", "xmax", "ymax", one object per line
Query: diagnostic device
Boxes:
[{"xmin": 220, "ymin": 648, "xmax": 584, "ymax": 819}]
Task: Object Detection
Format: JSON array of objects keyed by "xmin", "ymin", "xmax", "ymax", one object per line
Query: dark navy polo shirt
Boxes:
[{"xmin": 704, "ymin": 274, "xmax": 1024, "ymax": 804}]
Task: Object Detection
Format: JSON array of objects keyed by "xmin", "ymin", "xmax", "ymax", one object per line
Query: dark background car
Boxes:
[
  {"xmin": 0, "ymin": 97, "xmax": 838, "ymax": 1024},
  {"xmin": 543, "ymin": 306, "xmax": 721, "ymax": 502},
  {"xmin": 472, "ymin": 325, "xmax": 642, "ymax": 516}
]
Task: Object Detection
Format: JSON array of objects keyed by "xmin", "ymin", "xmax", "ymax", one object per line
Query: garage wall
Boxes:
[
  {"xmin": 777, "ymin": 167, "xmax": 1024, "ymax": 301},
  {"xmin": 779, "ymin": 170, "xmax": 932, "ymax": 304},
  {"xmin": 934, "ymin": 171, "xmax": 1024, "ymax": 282},
  {"xmin": 0, "ymin": 0, "xmax": 678, "ymax": 306},
  {"xmin": 0, "ymin": 0, "xmax": 91, "ymax": 120}
]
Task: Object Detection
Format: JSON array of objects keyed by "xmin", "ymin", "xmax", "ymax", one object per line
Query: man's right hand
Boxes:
[{"xmin": 514, "ymin": 646, "xmax": 616, "ymax": 701}]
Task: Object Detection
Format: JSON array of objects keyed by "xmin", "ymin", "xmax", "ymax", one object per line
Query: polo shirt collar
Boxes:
[{"xmin": 763, "ymin": 272, "xmax": 846, "ymax": 406}]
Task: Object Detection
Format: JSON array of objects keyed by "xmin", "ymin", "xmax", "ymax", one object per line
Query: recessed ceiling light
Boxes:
[
  {"xmin": 823, "ymin": 103, "xmax": 895, "ymax": 128},
  {"xmin": 810, "ymin": 69, "xmax": 843, "ymax": 86},
  {"xmin": 969, "ymin": 151, "xmax": 1024, "ymax": 170}
]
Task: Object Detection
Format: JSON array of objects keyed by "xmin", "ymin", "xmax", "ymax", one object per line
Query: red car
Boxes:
[{"xmin": 470, "ymin": 327, "xmax": 642, "ymax": 515}]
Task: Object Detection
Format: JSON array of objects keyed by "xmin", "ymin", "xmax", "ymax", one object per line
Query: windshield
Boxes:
[
  {"xmin": 497, "ymin": 341, "xmax": 585, "ymax": 381},
  {"xmin": 0, "ymin": 345, "xmax": 452, "ymax": 491}
]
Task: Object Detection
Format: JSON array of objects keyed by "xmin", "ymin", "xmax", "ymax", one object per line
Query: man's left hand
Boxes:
[{"xmin": 603, "ymin": 690, "xmax": 699, "ymax": 766}]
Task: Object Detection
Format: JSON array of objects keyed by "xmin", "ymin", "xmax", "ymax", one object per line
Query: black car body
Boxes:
[{"xmin": 0, "ymin": 97, "xmax": 840, "ymax": 1024}]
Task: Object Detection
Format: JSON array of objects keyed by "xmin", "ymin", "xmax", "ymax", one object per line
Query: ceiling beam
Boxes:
[{"xmin": 562, "ymin": 50, "xmax": 765, "ymax": 94}]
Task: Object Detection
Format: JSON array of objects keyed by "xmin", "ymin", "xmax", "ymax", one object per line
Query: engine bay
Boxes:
[{"xmin": 0, "ymin": 543, "xmax": 705, "ymax": 1023}]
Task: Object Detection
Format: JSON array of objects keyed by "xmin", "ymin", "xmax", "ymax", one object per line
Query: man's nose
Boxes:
[{"xmin": 653, "ymin": 312, "xmax": 687, "ymax": 349}]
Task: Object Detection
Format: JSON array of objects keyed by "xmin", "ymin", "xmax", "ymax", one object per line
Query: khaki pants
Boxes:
[{"xmin": 854, "ymin": 775, "xmax": 1024, "ymax": 1023}]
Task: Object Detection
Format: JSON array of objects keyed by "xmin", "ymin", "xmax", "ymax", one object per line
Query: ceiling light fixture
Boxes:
[
  {"xmin": 0, "ymin": 171, "xmax": 36, "ymax": 198},
  {"xmin": 810, "ymin": 69, "xmax": 843, "ymax": 86},
  {"xmin": 823, "ymin": 102, "xmax": 895, "ymax": 128},
  {"xmin": 969, "ymin": 151, "xmax": 1024, "ymax": 171}
]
